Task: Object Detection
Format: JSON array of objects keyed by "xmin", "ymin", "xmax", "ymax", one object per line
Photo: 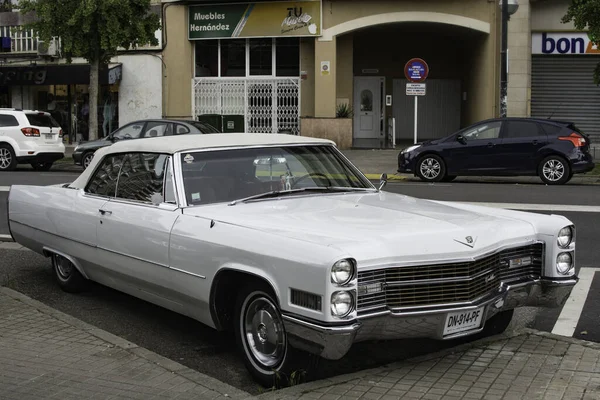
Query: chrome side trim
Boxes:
[{"xmin": 169, "ymin": 266, "xmax": 206, "ymax": 280}]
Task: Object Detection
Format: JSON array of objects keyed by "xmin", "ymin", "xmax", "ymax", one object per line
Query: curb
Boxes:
[
  {"xmin": 0, "ymin": 287, "xmax": 252, "ymax": 400},
  {"xmin": 255, "ymin": 328, "xmax": 600, "ymax": 399}
]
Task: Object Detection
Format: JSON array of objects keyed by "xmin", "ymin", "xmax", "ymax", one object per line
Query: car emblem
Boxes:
[
  {"xmin": 485, "ymin": 273, "xmax": 496, "ymax": 283},
  {"xmin": 454, "ymin": 235, "xmax": 477, "ymax": 248}
]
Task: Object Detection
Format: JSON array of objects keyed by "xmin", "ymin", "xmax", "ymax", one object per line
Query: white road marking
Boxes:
[
  {"xmin": 551, "ymin": 267, "xmax": 600, "ymax": 337},
  {"xmin": 0, "ymin": 186, "xmax": 9, "ymax": 192},
  {"xmin": 0, "ymin": 234, "xmax": 13, "ymax": 241},
  {"xmin": 455, "ymin": 202, "xmax": 600, "ymax": 213}
]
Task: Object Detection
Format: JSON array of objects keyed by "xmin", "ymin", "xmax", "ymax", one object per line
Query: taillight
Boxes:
[
  {"xmin": 21, "ymin": 127, "xmax": 40, "ymax": 137},
  {"xmin": 559, "ymin": 132, "xmax": 586, "ymax": 147},
  {"xmin": 59, "ymin": 129, "xmax": 63, "ymax": 138}
]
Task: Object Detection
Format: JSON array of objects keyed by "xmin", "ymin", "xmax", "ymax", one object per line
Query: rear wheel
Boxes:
[
  {"xmin": 0, "ymin": 144, "xmax": 17, "ymax": 171},
  {"xmin": 31, "ymin": 162, "xmax": 53, "ymax": 171},
  {"xmin": 51, "ymin": 253, "xmax": 89, "ymax": 293},
  {"xmin": 539, "ymin": 155, "xmax": 571, "ymax": 185},
  {"xmin": 416, "ymin": 154, "xmax": 446, "ymax": 182}
]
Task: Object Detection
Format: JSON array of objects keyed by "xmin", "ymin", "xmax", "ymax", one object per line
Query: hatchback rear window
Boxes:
[{"xmin": 25, "ymin": 113, "xmax": 61, "ymax": 128}]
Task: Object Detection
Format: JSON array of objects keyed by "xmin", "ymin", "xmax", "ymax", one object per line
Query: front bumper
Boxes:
[
  {"xmin": 397, "ymin": 151, "xmax": 418, "ymax": 174},
  {"xmin": 282, "ymin": 277, "xmax": 577, "ymax": 361}
]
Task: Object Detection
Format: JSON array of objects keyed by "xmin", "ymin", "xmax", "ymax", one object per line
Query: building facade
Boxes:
[
  {"xmin": 0, "ymin": 0, "xmax": 164, "ymax": 143},
  {"xmin": 162, "ymin": 0, "xmax": 504, "ymax": 148},
  {"xmin": 506, "ymin": 0, "xmax": 600, "ymax": 143}
]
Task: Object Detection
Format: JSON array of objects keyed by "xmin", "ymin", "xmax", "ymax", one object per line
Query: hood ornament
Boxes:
[{"xmin": 455, "ymin": 235, "xmax": 477, "ymax": 248}]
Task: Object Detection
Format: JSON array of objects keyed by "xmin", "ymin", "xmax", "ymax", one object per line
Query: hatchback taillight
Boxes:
[
  {"xmin": 21, "ymin": 127, "xmax": 40, "ymax": 137},
  {"xmin": 559, "ymin": 132, "xmax": 586, "ymax": 147},
  {"xmin": 58, "ymin": 129, "xmax": 63, "ymax": 138}
]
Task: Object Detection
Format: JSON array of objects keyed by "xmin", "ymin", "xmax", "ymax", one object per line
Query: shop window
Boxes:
[
  {"xmin": 249, "ymin": 38, "xmax": 273, "ymax": 76},
  {"xmin": 195, "ymin": 40, "xmax": 219, "ymax": 77},
  {"xmin": 360, "ymin": 90, "xmax": 373, "ymax": 112},
  {"xmin": 221, "ymin": 39, "xmax": 246, "ymax": 77},
  {"xmin": 276, "ymin": 38, "xmax": 300, "ymax": 77}
]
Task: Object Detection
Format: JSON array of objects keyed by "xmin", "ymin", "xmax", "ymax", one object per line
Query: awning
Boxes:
[{"xmin": 0, "ymin": 63, "xmax": 123, "ymax": 86}]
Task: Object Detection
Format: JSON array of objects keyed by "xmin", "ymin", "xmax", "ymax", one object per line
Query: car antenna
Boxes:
[{"xmin": 548, "ymin": 102, "xmax": 563, "ymax": 120}]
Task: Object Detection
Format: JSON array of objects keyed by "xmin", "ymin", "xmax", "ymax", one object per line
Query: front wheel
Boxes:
[
  {"xmin": 234, "ymin": 284, "xmax": 302, "ymax": 387},
  {"xmin": 539, "ymin": 155, "xmax": 571, "ymax": 185},
  {"xmin": 416, "ymin": 154, "xmax": 446, "ymax": 182},
  {"xmin": 82, "ymin": 152, "xmax": 95, "ymax": 169}
]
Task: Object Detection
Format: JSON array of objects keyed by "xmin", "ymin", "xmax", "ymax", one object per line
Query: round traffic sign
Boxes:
[{"xmin": 404, "ymin": 58, "xmax": 429, "ymax": 83}]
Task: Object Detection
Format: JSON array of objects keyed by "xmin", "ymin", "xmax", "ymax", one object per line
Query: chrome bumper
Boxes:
[{"xmin": 282, "ymin": 277, "xmax": 577, "ymax": 361}]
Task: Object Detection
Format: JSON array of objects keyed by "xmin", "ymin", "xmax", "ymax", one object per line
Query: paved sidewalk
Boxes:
[
  {"xmin": 260, "ymin": 330, "xmax": 600, "ymax": 400},
  {"xmin": 0, "ymin": 287, "xmax": 250, "ymax": 400}
]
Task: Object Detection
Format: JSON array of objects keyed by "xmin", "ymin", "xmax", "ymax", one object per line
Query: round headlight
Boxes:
[
  {"xmin": 557, "ymin": 252, "xmax": 573, "ymax": 275},
  {"xmin": 557, "ymin": 226, "xmax": 573, "ymax": 248},
  {"xmin": 331, "ymin": 259, "xmax": 354, "ymax": 285},
  {"xmin": 331, "ymin": 291, "xmax": 354, "ymax": 317}
]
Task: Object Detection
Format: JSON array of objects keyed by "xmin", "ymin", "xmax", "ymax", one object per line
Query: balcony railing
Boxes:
[{"xmin": 0, "ymin": 25, "xmax": 38, "ymax": 53}]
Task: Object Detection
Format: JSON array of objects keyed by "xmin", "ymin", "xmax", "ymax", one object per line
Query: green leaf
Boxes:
[{"xmin": 562, "ymin": 0, "xmax": 600, "ymax": 85}]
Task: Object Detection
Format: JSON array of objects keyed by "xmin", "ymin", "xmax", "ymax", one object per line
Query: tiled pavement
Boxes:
[
  {"xmin": 2, "ymin": 283, "xmax": 600, "ymax": 400},
  {"xmin": 261, "ymin": 332, "xmax": 600, "ymax": 400},
  {"xmin": 0, "ymin": 287, "xmax": 251, "ymax": 400}
]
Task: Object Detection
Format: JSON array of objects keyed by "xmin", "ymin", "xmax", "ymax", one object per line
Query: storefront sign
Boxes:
[
  {"xmin": 0, "ymin": 64, "xmax": 123, "ymax": 86},
  {"xmin": 532, "ymin": 32, "xmax": 600, "ymax": 55},
  {"xmin": 188, "ymin": 1, "xmax": 321, "ymax": 40},
  {"xmin": 404, "ymin": 58, "xmax": 429, "ymax": 83}
]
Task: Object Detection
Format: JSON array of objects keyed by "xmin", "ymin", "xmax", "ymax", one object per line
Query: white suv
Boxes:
[{"xmin": 0, "ymin": 108, "xmax": 66, "ymax": 171}]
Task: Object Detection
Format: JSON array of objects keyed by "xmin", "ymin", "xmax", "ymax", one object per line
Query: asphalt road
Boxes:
[{"xmin": 1, "ymin": 172, "xmax": 599, "ymax": 392}]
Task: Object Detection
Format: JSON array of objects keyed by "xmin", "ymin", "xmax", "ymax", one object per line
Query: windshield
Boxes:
[{"xmin": 180, "ymin": 145, "xmax": 374, "ymax": 206}]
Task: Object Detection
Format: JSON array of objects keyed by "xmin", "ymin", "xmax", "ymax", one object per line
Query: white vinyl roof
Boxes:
[{"xmin": 69, "ymin": 133, "xmax": 336, "ymax": 189}]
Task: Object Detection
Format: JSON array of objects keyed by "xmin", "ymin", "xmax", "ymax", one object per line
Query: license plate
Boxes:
[
  {"xmin": 443, "ymin": 306, "xmax": 485, "ymax": 336},
  {"xmin": 45, "ymin": 134, "xmax": 53, "ymax": 139}
]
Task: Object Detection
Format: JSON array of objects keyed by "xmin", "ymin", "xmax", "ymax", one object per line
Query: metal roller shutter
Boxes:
[{"xmin": 531, "ymin": 55, "xmax": 600, "ymax": 142}]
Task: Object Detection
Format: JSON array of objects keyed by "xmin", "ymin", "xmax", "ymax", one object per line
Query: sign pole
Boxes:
[{"xmin": 414, "ymin": 96, "xmax": 418, "ymax": 144}]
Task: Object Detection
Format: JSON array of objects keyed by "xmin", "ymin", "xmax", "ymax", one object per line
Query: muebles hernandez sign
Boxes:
[{"xmin": 188, "ymin": 1, "xmax": 322, "ymax": 40}]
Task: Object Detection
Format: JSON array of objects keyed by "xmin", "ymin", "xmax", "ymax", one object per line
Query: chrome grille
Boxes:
[{"xmin": 357, "ymin": 243, "xmax": 544, "ymax": 313}]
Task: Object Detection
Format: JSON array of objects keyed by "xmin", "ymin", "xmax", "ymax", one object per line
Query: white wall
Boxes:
[{"xmin": 112, "ymin": 54, "xmax": 163, "ymax": 126}]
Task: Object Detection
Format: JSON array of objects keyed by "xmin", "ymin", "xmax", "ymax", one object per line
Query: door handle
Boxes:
[
  {"xmin": 99, "ymin": 209, "xmax": 112, "ymax": 216},
  {"xmin": 487, "ymin": 142, "xmax": 494, "ymax": 148},
  {"xmin": 532, "ymin": 140, "xmax": 539, "ymax": 145}
]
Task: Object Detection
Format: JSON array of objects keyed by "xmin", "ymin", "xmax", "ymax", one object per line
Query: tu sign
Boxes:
[{"xmin": 404, "ymin": 58, "xmax": 429, "ymax": 144}]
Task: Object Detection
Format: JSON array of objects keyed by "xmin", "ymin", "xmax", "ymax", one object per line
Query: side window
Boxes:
[
  {"xmin": 463, "ymin": 122, "xmax": 502, "ymax": 141},
  {"xmin": 504, "ymin": 121, "xmax": 542, "ymax": 139},
  {"xmin": 115, "ymin": 153, "xmax": 169, "ymax": 203},
  {"xmin": 144, "ymin": 121, "xmax": 172, "ymax": 138},
  {"xmin": 85, "ymin": 154, "xmax": 124, "ymax": 197},
  {"xmin": 541, "ymin": 123, "xmax": 563, "ymax": 137},
  {"xmin": 0, "ymin": 115, "xmax": 19, "ymax": 127},
  {"xmin": 163, "ymin": 157, "xmax": 177, "ymax": 204},
  {"xmin": 175, "ymin": 124, "xmax": 190, "ymax": 134},
  {"xmin": 113, "ymin": 123, "xmax": 145, "ymax": 140}
]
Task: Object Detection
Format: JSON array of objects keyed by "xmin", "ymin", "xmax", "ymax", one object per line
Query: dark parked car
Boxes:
[
  {"xmin": 398, "ymin": 117, "xmax": 595, "ymax": 185},
  {"xmin": 73, "ymin": 119, "xmax": 220, "ymax": 168}
]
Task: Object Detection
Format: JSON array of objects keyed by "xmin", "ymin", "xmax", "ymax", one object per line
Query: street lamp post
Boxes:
[{"xmin": 500, "ymin": 0, "xmax": 519, "ymax": 118}]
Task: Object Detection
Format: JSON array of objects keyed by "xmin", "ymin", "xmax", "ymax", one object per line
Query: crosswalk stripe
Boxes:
[{"xmin": 551, "ymin": 267, "xmax": 600, "ymax": 337}]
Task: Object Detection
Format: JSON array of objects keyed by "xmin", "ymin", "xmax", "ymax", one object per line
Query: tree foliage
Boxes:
[
  {"xmin": 17, "ymin": 0, "xmax": 161, "ymax": 140},
  {"xmin": 562, "ymin": 0, "xmax": 600, "ymax": 84}
]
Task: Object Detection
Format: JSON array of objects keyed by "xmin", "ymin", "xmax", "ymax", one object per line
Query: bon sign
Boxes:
[{"xmin": 404, "ymin": 58, "xmax": 429, "ymax": 83}]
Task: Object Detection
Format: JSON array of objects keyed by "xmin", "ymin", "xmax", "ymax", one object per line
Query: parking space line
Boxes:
[
  {"xmin": 0, "ymin": 186, "xmax": 9, "ymax": 192},
  {"xmin": 551, "ymin": 267, "xmax": 600, "ymax": 337}
]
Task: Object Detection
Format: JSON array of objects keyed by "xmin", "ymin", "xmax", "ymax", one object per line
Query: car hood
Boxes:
[
  {"xmin": 183, "ymin": 192, "xmax": 539, "ymax": 265},
  {"xmin": 76, "ymin": 138, "xmax": 111, "ymax": 149}
]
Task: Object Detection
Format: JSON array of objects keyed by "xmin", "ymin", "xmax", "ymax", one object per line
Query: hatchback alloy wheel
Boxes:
[
  {"xmin": 416, "ymin": 154, "xmax": 446, "ymax": 182},
  {"xmin": 539, "ymin": 155, "xmax": 571, "ymax": 185},
  {"xmin": 542, "ymin": 159, "xmax": 564, "ymax": 182}
]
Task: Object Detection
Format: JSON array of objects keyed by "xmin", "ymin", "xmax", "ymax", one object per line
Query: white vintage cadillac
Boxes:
[{"xmin": 8, "ymin": 133, "xmax": 578, "ymax": 386}]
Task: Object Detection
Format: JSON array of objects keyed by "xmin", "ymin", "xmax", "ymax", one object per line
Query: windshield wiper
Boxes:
[{"xmin": 228, "ymin": 186, "xmax": 375, "ymax": 206}]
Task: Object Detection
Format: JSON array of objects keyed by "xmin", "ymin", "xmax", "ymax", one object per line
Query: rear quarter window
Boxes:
[
  {"xmin": 0, "ymin": 115, "xmax": 19, "ymax": 127},
  {"xmin": 25, "ymin": 113, "xmax": 61, "ymax": 128},
  {"xmin": 540, "ymin": 123, "xmax": 564, "ymax": 137}
]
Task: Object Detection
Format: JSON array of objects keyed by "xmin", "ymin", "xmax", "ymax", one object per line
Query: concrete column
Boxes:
[
  {"xmin": 507, "ymin": 0, "xmax": 531, "ymax": 117},
  {"xmin": 314, "ymin": 37, "xmax": 337, "ymax": 117}
]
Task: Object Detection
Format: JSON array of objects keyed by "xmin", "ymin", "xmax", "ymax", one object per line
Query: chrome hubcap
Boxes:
[
  {"xmin": 54, "ymin": 255, "xmax": 73, "ymax": 279},
  {"xmin": 244, "ymin": 296, "xmax": 286, "ymax": 368},
  {"xmin": 420, "ymin": 158, "xmax": 441, "ymax": 179},
  {"xmin": 0, "ymin": 148, "xmax": 12, "ymax": 169},
  {"xmin": 543, "ymin": 159, "xmax": 564, "ymax": 182}
]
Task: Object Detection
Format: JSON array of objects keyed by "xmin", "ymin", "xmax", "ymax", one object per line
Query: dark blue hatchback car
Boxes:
[{"xmin": 397, "ymin": 117, "xmax": 595, "ymax": 185}]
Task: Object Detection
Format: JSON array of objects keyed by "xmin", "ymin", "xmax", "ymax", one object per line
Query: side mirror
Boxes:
[
  {"xmin": 379, "ymin": 173, "xmax": 388, "ymax": 191},
  {"xmin": 457, "ymin": 134, "xmax": 467, "ymax": 144}
]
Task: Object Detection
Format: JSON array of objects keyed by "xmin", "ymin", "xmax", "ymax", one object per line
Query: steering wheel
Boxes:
[
  {"xmin": 291, "ymin": 172, "xmax": 332, "ymax": 188},
  {"xmin": 123, "ymin": 133, "xmax": 132, "ymax": 139}
]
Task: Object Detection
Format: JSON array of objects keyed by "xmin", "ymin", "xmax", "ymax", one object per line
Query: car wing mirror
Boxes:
[
  {"xmin": 379, "ymin": 173, "xmax": 388, "ymax": 191},
  {"xmin": 457, "ymin": 134, "xmax": 467, "ymax": 144}
]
